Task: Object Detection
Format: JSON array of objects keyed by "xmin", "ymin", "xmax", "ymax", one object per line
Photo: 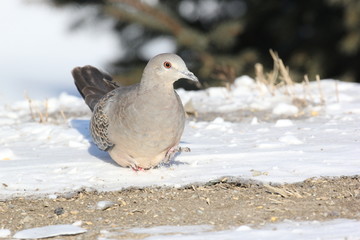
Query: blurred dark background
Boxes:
[{"xmin": 50, "ymin": 0, "xmax": 360, "ymax": 88}]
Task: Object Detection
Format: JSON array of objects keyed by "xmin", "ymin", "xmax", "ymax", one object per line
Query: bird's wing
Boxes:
[{"xmin": 90, "ymin": 90, "xmax": 116, "ymax": 151}]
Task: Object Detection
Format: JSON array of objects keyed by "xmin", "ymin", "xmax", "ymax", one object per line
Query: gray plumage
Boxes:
[{"xmin": 72, "ymin": 53, "xmax": 198, "ymax": 169}]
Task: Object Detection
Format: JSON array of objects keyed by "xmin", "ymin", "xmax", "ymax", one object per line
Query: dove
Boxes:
[{"xmin": 72, "ymin": 53, "xmax": 198, "ymax": 170}]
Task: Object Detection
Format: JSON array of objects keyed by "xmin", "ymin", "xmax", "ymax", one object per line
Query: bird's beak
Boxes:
[{"xmin": 181, "ymin": 70, "xmax": 199, "ymax": 82}]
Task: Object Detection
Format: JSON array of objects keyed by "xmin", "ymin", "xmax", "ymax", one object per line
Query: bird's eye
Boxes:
[{"xmin": 163, "ymin": 61, "xmax": 172, "ymax": 69}]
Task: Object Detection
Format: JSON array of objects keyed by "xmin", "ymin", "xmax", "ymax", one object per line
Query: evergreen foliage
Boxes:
[{"xmin": 51, "ymin": 0, "xmax": 360, "ymax": 86}]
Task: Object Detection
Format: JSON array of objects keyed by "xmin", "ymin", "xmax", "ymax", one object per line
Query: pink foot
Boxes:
[{"xmin": 131, "ymin": 166, "xmax": 144, "ymax": 171}]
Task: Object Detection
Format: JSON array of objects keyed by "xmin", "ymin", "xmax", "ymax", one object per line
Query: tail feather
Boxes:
[{"xmin": 72, "ymin": 65, "xmax": 119, "ymax": 111}]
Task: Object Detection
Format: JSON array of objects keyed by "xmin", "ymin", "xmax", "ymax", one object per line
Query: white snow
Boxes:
[
  {"xmin": 273, "ymin": 103, "xmax": 299, "ymax": 115},
  {"xmin": 12, "ymin": 224, "xmax": 86, "ymax": 239},
  {"xmin": 274, "ymin": 119, "xmax": 294, "ymax": 127},
  {"xmin": 96, "ymin": 200, "xmax": 117, "ymax": 210},
  {"xmin": 98, "ymin": 219, "xmax": 360, "ymax": 240},
  {"xmin": 0, "ymin": 229, "xmax": 11, "ymax": 238},
  {"xmin": 129, "ymin": 225, "xmax": 213, "ymax": 235}
]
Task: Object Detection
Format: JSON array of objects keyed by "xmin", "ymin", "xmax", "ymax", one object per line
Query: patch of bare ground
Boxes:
[{"xmin": 1, "ymin": 176, "xmax": 359, "ymax": 239}]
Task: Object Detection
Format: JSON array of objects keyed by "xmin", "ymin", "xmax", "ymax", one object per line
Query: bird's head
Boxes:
[{"xmin": 143, "ymin": 53, "xmax": 198, "ymax": 85}]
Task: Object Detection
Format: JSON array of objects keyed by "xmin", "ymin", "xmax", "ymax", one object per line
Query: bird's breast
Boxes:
[{"xmin": 108, "ymin": 90, "xmax": 185, "ymax": 157}]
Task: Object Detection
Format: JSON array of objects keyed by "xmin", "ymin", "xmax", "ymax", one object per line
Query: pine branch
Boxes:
[
  {"xmin": 107, "ymin": 0, "xmax": 182, "ymax": 34},
  {"xmin": 105, "ymin": 0, "xmax": 208, "ymax": 51}
]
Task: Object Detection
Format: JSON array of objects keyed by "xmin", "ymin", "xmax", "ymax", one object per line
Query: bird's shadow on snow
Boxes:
[
  {"xmin": 69, "ymin": 119, "xmax": 118, "ymax": 167},
  {"xmin": 158, "ymin": 158, "xmax": 188, "ymax": 169}
]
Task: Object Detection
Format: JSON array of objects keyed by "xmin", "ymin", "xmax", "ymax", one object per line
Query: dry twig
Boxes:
[
  {"xmin": 316, "ymin": 74, "xmax": 325, "ymax": 104},
  {"xmin": 24, "ymin": 94, "xmax": 50, "ymax": 123}
]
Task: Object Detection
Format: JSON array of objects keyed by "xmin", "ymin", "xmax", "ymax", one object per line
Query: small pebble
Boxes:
[
  {"xmin": 72, "ymin": 221, "xmax": 83, "ymax": 226},
  {"xmin": 96, "ymin": 201, "xmax": 116, "ymax": 211},
  {"xmin": 62, "ymin": 192, "xmax": 77, "ymax": 199},
  {"xmin": 168, "ymin": 207, "xmax": 176, "ymax": 212},
  {"xmin": 54, "ymin": 207, "xmax": 65, "ymax": 215},
  {"xmin": 48, "ymin": 194, "xmax": 58, "ymax": 200},
  {"xmin": 20, "ymin": 216, "xmax": 34, "ymax": 224}
]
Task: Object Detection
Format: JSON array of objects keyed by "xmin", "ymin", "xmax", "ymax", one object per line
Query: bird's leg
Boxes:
[{"xmin": 164, "ymin": 146, "xmax": 191, "ymax": 162}]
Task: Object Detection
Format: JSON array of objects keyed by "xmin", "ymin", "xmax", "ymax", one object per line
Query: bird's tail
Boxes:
[{"xmin": 72, "ymin": 65, "xmax": 119, "ymax": 111}]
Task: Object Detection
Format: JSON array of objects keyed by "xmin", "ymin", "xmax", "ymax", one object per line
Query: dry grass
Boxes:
[
  {"xmin": 25, "ymin": 94, "xmax": 49, "ymax": 123},
  {"xmin": 25, "ymin": 94, "xmax": 67, "ymax": 124},
  {"xmin": 254, "ymin": 50, "xmax": 336, "ymax": 108}
]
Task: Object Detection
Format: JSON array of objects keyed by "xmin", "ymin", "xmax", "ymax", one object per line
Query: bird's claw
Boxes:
[
  {"xmin": 164, "ymin": 146, "xmax": 191, "ymax": 162},
  {"xmin": 177, "ymin": 146, "xmax": 191, "ymax": 153}
]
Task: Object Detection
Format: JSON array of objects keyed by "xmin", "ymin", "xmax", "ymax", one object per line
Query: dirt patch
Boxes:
[{"xmin": 1, "ymin": 176, "xmax": 359, "ymax": 239}]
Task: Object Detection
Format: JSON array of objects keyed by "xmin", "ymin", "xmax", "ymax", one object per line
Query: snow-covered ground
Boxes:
[
  {"xmin": 1, "ymin": 77, "xmax": 359, "ymax": 199},
  {"xmin": 104, "ymin": 219, "xmax": 360, "ymax": 240},
  {"xmin": 1, "ymin": 77, "xmax": 359, "ymax": 238},
  {"xmin": 1, "ymin": 0, "xmax": 359, "ymax": 239}
]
